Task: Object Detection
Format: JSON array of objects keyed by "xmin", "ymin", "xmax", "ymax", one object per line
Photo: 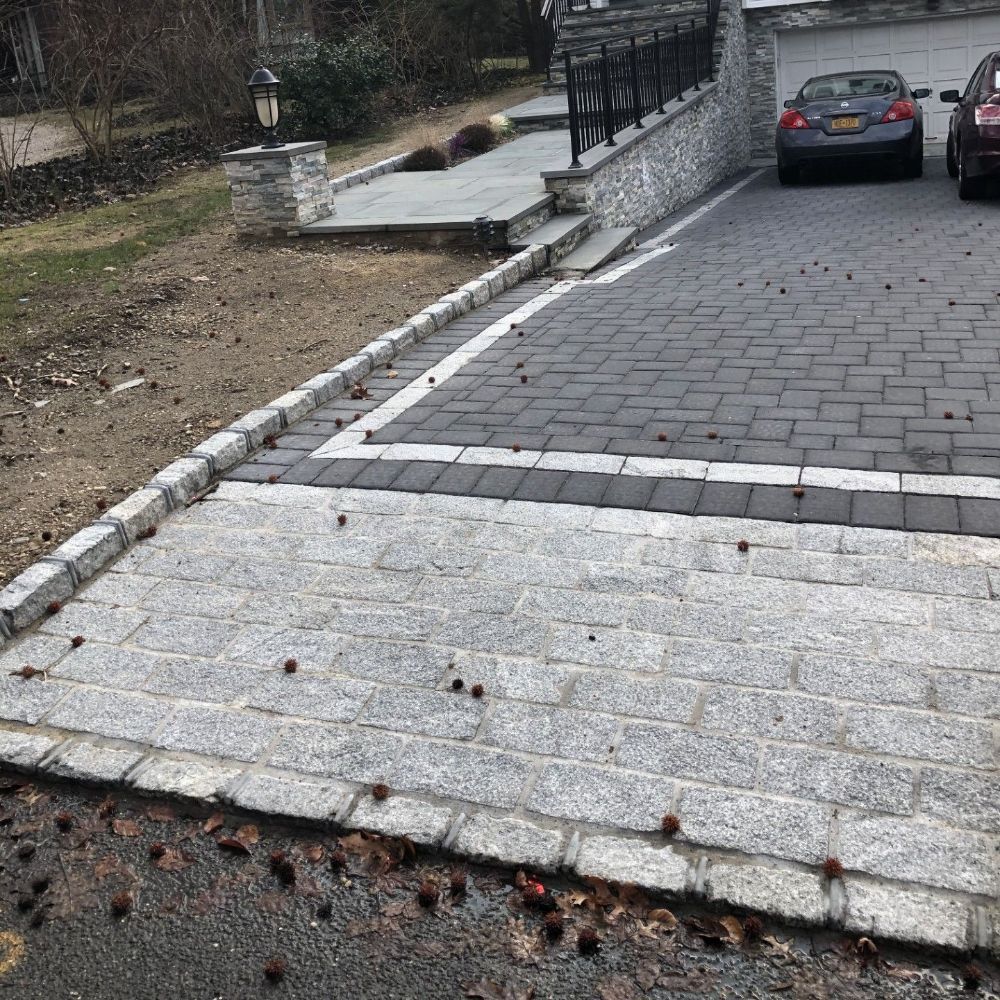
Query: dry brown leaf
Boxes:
[
  {"xmin": 300, "ymin": 843, "xmax": 325, "ymax": 864},
  {"xmin": 203, "ymin": 811, "xmax": 224, "ymax": 834},
  {"xmin": 111, "ymin": 818, "xmax": 141, "ymax": 838},
  {"xmin": 719, "ymin": 915, "xmax": 744, "ymax": 944},
  {"xmin": 235, "ymin": 824, "xmax": 259, "ymax": 846},
  {"xmin": 256, "ymin": 890, "xmax": 288, "ymax": 914},
  {"xmin": 145, "ymin": 803, "xmax": 176, "ymax": 823},
  {"xmin": 646, "ymin": 908, "xmax": 677, "ymax": 929},
  {"xmin": 636, "ymin": 961, "xmax": 660, "ymax": 992},
  {"xmin": 216, "ymin": 836, "xmax": 252, "ymax": 855},
  {"xmin": 95, "ymin": 853, "xmax": 125, "ymax": 881},
  {"xmin": 597, "ymin": 975, "xmax": 642, "ymax": 1000},
  {"xmin": 154, "ymin": 848, "xmax": 195, "ymax": 873}
]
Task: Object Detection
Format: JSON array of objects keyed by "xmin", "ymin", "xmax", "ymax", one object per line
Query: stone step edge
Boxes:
[
  {"xmin": 0, "ymin": 729, "xmax": 992, "ymax": 957},
  {"xmin": 0, "ymin": 244, "xmax": 551, "ymax": 641}
]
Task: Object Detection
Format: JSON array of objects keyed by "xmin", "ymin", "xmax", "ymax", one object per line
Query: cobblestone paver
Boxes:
[{"xmin": 1, "ymin": 483, "xmax": 996, "ymax": 947}]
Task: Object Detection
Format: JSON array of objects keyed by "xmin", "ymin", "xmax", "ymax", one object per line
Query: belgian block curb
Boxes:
[
  {"xmin": 0, "ymin": 730, "xmax": 991, "ymax": 957},
  {"xmin": 0, "ymin": 244, "xmax": 550, "ymax": 643}
]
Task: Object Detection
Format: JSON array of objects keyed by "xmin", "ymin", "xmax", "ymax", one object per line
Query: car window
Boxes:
[
  {"xmin": 964, "ymin": 57, "xmax": 988, "ymax": 98},
  {"xmin": 801, "ymin": 75, "xmax": 898, "ymax": 100}
]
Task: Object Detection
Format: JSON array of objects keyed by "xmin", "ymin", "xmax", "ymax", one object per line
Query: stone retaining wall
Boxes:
[
  {"xmin": 540, "ymin": 0, "xmax": 750, "ymax": 231},
  {"xmin": 745, "ymin": 0, "xmax": 1000, "ymax": 158}
]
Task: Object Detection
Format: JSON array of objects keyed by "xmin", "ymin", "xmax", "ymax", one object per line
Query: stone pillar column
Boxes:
[{"xmin": 220, "ymin": 141, "xmax": 334, "ymax": 237}]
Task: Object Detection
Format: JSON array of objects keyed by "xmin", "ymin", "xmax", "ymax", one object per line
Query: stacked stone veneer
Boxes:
[
  {"xmin": 541, "ymin": 0, "xmax": 750, "ymax": 231},
  {"xmin": 745, "ymin": 0, "xmax": 1000, "ymax": 158},
  {"xmin": 221, "ymin": 141, "xmax": 334, "ymax": 237}
]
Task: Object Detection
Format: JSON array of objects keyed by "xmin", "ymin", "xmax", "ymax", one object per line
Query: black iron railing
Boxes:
[
  {"xmin": 542, "ymin": 0, "xmax": 573, "ymax": 82},
  {"xmin": 563, "ymin": 0, "xmax": 722, "ymax": 167}
]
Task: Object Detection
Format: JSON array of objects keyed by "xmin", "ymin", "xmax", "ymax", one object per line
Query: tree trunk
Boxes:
[{"xmin": 515, "ymin": 0, "xmax": 547, "ymax": 73}]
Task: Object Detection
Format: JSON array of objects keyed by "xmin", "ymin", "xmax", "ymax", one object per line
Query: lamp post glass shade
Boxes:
[{"xmin": 248, "ymin": 66, "xmax": 283, "ymax": 148}]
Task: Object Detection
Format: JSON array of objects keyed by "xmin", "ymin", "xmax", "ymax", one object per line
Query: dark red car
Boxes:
[{"xmin": 942, "ymin": 51, "xmax": 1000, "ymax": 200}]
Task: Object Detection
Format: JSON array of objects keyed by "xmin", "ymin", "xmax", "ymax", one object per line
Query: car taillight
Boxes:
[
  {"xmin": 975, "ymin": 103, "xmax": 1000, "ymax": 126},
  {"xmin": 882, "ymin": 100, "xmax": 915, "ymax": 122},
  {"xmin": 779, "ymin": 109, "xmax": 810, "ymax": 130}
]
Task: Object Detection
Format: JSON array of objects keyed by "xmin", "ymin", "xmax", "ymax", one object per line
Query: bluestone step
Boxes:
[
  {"xmin": 553, "ymin": 227, "xmax": 638, "ymax": 273},
  {"xmin": 509, "ymin": 213, "xmax": 593, "ymax": 254}
]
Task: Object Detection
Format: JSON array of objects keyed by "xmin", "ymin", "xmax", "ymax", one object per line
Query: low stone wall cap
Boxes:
[{"xmin": 221, "ymin": 140, "xmax": 327, "ymax": 162}]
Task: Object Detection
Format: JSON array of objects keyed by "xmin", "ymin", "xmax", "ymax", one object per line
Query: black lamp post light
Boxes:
[{"xmin": 248, "ymin": 66, "xmax": 283, "ymax": 149}]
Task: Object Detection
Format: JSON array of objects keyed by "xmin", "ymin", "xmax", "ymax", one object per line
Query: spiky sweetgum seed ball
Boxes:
[
  {"xmin": 658, "ymin": 432, "xmax": 667, "ymax": 442},
  {"xmin": 451, "ymin": 678, "xmax": 464, "ymax": 691},
  {"xmin": 471, "ymin": 684, "xmax": 484, "ymax": 698},
  {"xmin": 283, "ymin": 658, "xmax": 298, "ymax": 674},
  {"xmin": 337, "ymin": 514, "xmax": 348, "ymax": 526},
  {"xmin": 47, "ymin": 601, "xmax": 61, "ymax": 614},
  {"xmin": 372, "ymin": 784, "xmax": 389, "ymax": 801},
  {"xmin": 577, "ymin": 928, "xmax": 601, "ymax": 954},
  {"xmin": 737, "ymin": 539, "xmax": 750, "ymax": 553},
  {"xmin": 544, "ymin": 911, "xmax": 564, "ymax": 939},
  {"xmin": 71, "ymin": 635, "xmax": 85, "ymax": 648},
  {"xmin": 417, "ymin": 881, "xmax": 438, "ymax": 908},
  {"xmin": 661, "ymin": 813, "xmax": 681, "ymax": 835},
  {"xmin": 822, "ymin": 856, "xmax": 844, "ymax": 879},
  {"xmin": 330, "ymin": 850, "xmax": 347, "ymax": 870},
  {"xmin": 110, "ymin": 891, "xmax": 132, "ymax": 916},
  {"xmin": 55, "ymin": 812, "xmax": 73, "ymax": 831},
  {"xmin": 264, "ymin": 959, "xmax": 286, "ymax": 982}
]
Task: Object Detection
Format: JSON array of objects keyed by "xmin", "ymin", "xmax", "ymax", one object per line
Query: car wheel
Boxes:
[
  {"xmin": 958, "ymin": 153, "xmax": 982, "ymax": 200},
  {"xmin": 946, "ymin": 134, "xmax": 959, "ymax": 179},
  {"xmin": 778, "ymin": 163, "xmax": 799, "ymax": 186},
  {"xmin": 903, "ymin": 152, "xmax": 923, "ymax": 179}
]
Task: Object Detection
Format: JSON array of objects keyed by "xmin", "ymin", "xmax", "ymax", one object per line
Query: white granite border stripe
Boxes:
[{"xmin": 313, "ymin": 442, "xmax": 1000, "ymax": 503}]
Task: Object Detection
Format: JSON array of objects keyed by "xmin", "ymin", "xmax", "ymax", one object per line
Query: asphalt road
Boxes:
[{"xmin": 0, "ymin": 770, "xmax": 994, "ymax": 1000}]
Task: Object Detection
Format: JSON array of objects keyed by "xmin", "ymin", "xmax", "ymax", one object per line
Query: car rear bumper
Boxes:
[
  {"xmin": 964, "ymin": 140, "xmax": 1000, "ymax": 179},
  {"xmin": 776, "ymin": 121, "xmax": 916, "ymax": 166}
]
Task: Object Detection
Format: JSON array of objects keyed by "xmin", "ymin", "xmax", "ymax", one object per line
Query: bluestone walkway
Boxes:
[{"xmin": 1, "ymin": 160, "xmax": 997, "ymax": 951}]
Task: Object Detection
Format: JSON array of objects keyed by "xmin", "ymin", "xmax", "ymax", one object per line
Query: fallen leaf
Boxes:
[
  {"xmin": 145, "ymin": 804, "xmax": 176, "ymax": 823},
  {"xmin": 154, "ymin": 848, "xmax": 195, "ymax": 873},
  {"xmin": 235, "ymin": 824, "xmax": 259, "ymax": 847},
  {"xmin": 203, "ymin": 812, "xmax": 225, "ymax": 834},
  {"xmin": 300, "ymin": 843, "xmax": 325, "ymax": 864},
  {"xmin": 111, "ymin": 818, "xmax": 142, "ymax": 838},
  {"xmin": 647, "ymin": 908, "xmax": 677, "ymax": 929},
  {"xmin": 597, "ymin": 975, "xmax": 641, "ymax": 1000},
  {"xmin": 216, "ymin": 836, "xmax": 252, "ymax": 855},
  {"xmin": 719, "ymin": 915, "xmax": 744, "ymax": 945},
  {"xmin": 256, "ymin": 890, "xmax": 288, "ymax": 914},
  {"xmin": 95, "ymin": 854, "xmax": 125, "ymax": 880}
]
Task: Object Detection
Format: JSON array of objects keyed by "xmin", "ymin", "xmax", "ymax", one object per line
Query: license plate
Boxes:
[{"xmin": 832, "ymin": 116, "xmax": 859, "ymax": 129}]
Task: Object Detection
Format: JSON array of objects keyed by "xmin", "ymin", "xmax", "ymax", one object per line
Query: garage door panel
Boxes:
[
  {"xmin": 777, "ymin": 13, "xmax": 1000, "ymax": 144},
  {"xmin": 854, "ymin": 25, "xmax": 892, "ymax": 55}
]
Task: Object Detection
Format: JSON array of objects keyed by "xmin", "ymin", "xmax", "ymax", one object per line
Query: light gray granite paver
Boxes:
[{"xmin": 3, "ymin": 484, "xmax": 1000, "ymax": 948}]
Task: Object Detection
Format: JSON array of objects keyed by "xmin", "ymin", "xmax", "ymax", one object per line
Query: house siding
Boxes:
[{"xmin": 746, "ymin": 0, "xmax": 1000, "ymax": 156}]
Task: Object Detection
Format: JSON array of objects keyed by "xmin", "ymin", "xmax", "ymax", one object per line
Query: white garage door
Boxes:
[{"xmin": 776, "ymin": 13, "xmax": 1000, "ymax": 144}]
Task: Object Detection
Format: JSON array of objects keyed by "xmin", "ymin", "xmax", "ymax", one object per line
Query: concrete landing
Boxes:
[{"xmin": 303, "ymin": 130, "xmax": 570, "ymax": 240}]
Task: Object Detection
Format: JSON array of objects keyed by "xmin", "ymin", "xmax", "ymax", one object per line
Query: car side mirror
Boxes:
[
  {"xmin": 783, "ymin": 99, "xmax": 795, "ymax": 109},
  {"xmin": 911, "ymin": 88, "xmax": 931, "ymax": 100},
  {"xmin": 939, "ymin": 89, "xmax": 961, "ymax": 103}
]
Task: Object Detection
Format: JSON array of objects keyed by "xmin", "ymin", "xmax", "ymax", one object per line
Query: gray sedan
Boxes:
[{"xmin": 776, "ymin": 71, "xmax": 930, "ymax": 185}]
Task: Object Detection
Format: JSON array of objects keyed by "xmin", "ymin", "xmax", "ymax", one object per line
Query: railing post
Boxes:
[
  {"xmin": 674, "ymin": 25, "xmax": 684, "ymax": 102},
  {"xmin": 600, "ymin": 44, "xmax": 617, "ymax": 146},
  {"xmin": 706, "ymin": 19, "xmax": 714, "ymax": 83},
  {"xmin": 629, "ymin": 36, "xmax": 644, "ymax": 129},
  {"xmin": 564, "ymin": 50, "xmax": 583, "ymax": 169},
  {"xmin": 691, "ymin": 20, "xmax": 701, "ymax": 91},
  {"xmin": 653, "ymin": 30, "xmax": 666, "ymax": 114}
]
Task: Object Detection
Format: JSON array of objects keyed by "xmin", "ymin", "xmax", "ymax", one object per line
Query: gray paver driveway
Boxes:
[
  {"xmin": 2, "ymin": 163, "xmax": 999, "ymax": 954},
  {"xmin": 380, "ymin": 160, "xmax": 1000, "ymax": 475}
]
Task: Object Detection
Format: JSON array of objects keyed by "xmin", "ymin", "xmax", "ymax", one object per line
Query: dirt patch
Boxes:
[
  {"xmin": 0, "ymin": 83, "xmax": 543, "ymax": 589},
  {"xmin": 0, "ymin": 226, "xmax": 487, "ymax": 587}
]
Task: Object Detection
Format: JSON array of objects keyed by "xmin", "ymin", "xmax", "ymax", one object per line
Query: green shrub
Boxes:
[
  {"xmin": 457, "ymin": 121, "xmax": 497, "ymax": 154},
  {"xmin": 278, "ymin": 34, "xmax": 390, "ymax": 139},
  {"xmin": 402, "ymin": 145, "xmax": 449, "ymax": 171}
]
